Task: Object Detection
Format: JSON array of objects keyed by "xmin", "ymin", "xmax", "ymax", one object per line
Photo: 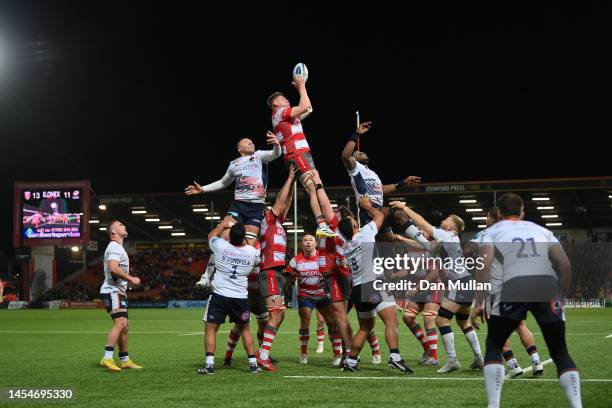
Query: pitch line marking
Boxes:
[
  {"xmin": 283, "ymin": 375, "xmax": 612, "ymax": 383},
  {"xmin": 606, "ymin": 334, "xmax": 612, "ymax": 339}
]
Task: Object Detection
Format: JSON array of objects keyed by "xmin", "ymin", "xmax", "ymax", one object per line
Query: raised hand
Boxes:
[
  {"xmin": 185, "ymin": 181, "xmax": 203, "ymax": 195},
  {"xmin": 356, "ymin": 121, "xmax": 372, "ymax": 135}
]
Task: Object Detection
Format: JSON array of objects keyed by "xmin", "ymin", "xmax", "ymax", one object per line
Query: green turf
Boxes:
[{"xmin": 0, "ymin": 308, "xmax": 611, "ymax": 407}]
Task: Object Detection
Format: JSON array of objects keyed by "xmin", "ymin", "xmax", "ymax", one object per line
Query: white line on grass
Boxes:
[
  {"xmin": 606, "ymin": 334, "xmax": 612, "ymax": 339},
  {"xmin": 506, "ymin": 358, "xmax": 553, "ymax": 379},
  {"xmin": 283, "ymin": 375, "xmax": 612, "ymax": 383}
]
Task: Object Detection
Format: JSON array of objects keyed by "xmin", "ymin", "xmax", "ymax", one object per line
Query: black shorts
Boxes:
[
  {"xmin": 227, "ymin": 200, "xmax": 265, "ymax": 228},
  {"xmin": 350, "ymin": 281, "xmax": 396, "ymax": 318},
  {"xmin": 204, "ymin": 293, "xmax": 250, "ymax": 325},
  {"xmin": 248, "ymin": 289, "xmax": 269, "ymax": 319},
  {"xmin": 359, "ymin": 204, "xmax": 392, "ymax": 234},
  {"xmin": 101, "ymin": 291, "xmax": 128, "ymax": 313}
]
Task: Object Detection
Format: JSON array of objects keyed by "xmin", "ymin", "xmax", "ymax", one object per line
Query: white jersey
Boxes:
[
  {"xmin": 210, "ymin": 237, "xmax": 260, "ymax": 299},
  {"xmin": 480, "ymin": 220, "xmax": 559, "ymax": 284},
  {"xmin": 472, "ymin": 230, "xmax": 502, "ymax": 293},
  {"xmin": 343, "ymin": 221, "xmax": 379, "ymax": 286},
  {"xmin": 100, "ymin": 240, "xmax": 129, "ymax": 294},
  {"xmin": 348, "ymin": 161, "xmax": 384, "ymax": 208},
  {"xmin": 432, "ymin": 227, "xmax": 469, "ymax": 281}
]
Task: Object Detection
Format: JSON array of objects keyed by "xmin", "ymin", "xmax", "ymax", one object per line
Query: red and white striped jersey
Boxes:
[
  {"xmin": 260, "ymin": 210, "xmax": 287, "ymax": 270},
  {"xmin": 318, "ymin": 215, "xmax": 349, "ymax": 276},
  {"xmin": 285, "ymin": 251, "xmax": 325, "ymax": 298},
  {"xmin": 271, "ymin": 107, "xmax": 310, "ymax": 157}
]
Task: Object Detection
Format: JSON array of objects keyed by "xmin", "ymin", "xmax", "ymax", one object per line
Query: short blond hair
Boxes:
[{"xmin": 449, "ymin": 214, "xmax": 465, "ymax": 232}]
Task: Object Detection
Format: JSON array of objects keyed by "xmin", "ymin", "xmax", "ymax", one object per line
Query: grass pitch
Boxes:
[{"xmin": 1, "ymin": 307, "xmax": 611, "ymax": 407}]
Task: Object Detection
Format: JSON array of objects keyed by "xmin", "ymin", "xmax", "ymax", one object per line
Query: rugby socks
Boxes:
[
  {"xmin": 409, "ymin": 323, "xmax": 429, "ymax": 353},
  {"xmin": 119, "ymin": 351, "xmax": 129, "ymax": 363},
  {"xmin": 260, "ymin": 325, "xmax": 277, "ymax": 361},
  {"xmin": 503, "ymin": 350, "xmax": 519, "ymax": 369},
  {"xmin": 526, "ymin": 345, "xmax": 541, "ymax": 366},
  {"xmin": 367, "ymin": 330, "xmax": 381, "ymax": 356},
  {"xmin": 559, "ymin": 370, "xmax": 582, "ymax": 408},
  {"xmin": 103, "ymin": 345, "xmax": 114, "ymax": 360},
  {"xmin": 224, "ymin": 328, "xmax": 241, "ymax": 361},
  {"xmin": 317, "ymin": 327, "xmax": 325, "ymax": 347},
  {"xmin": 439, "ymin": 326, "xmax": 457, "ymax": 360},
  {"xmin": 463, "ymin": 326, "xmax": 483, "ymax": 360},
  {"xmin": 426, "ymin": 328, "xmax": 439, "ymax": 360},
  {"xmin": 331, "ymin": 332, "xmax": 343, "ymax": 356},
  {"xmin": 248, "ymin": 354, "xmax": 257, "ymax": 366},
  {"xmin": 389, "ymin": 348, "xmax": 402, "ymax": 362},
  {"xmin": 257, "ymin": 330, "xmax": 264, "ymax": 348},
  {"xmin": 299, "ymin": 329, "xmax": 310, "ymax": 355},
  {"xmin": 205, "ymin": 352, "xmax": 214, "ymax": 366},
  {"xmin": 484, "ymin": 363, "xmax": 505, "ymax": 408}
]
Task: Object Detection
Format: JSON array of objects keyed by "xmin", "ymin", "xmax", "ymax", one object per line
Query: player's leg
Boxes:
[
  {"xmin": 501, "ymin": 339, "xmax": 524, "ymax": 378},
  {"xmin": 100, "ymin": 292, "xmax": 128, "ymax": 372},
  {"xmin": 316, "ymin": 301, "xmax": 340, "ymax": 360},
  {"xmin": 533, "ymin": 304, "xmax": 581, "ymax": 407},
  {"xmin": 199, "ymin": 321, "xmax": 220, "ymax": 374},
  {"xmin": 298, "ymin": 301, "xmax": 313, "ymax": 364},
  {"xmin": 295, "ymin": 164, "xmax": 335, "ymax": 238},
  {"xmin": 366, "ymin": 328, "xmax": 381, "ymax": 364},
  {"xmin": 457, "ymin": 304, "xmax": 484, "ymax": 369},
  {"xmin": 516, "ymin": 320, "xmax": 543, "ymax": 375},
  {"xmin": 315, "ymin": 309, "xmax": 325, "ymax": 353},
  {"xmin": 256, "ymin": 268, "xmax": 285, "ymax": 369},
  {"xmin": 483, "ymin": 315, "xmax": 521, "ymax": 408},
  {"xmin": 116, "ymin": 312, "xmax": 142, "ymax": 369},
  {"xmin": 423, "ymin": 302, "xmax": 440, "ymax": 365},
  {"xmin": 343, "ymin": 316, "xmax": 375, "ymax": 372},
  {"xmin": 223, "ymin": 325, "xmax": 241, "ymax": 366},
  {"xmin": 326, "ymin": 274, "xmax": 354, "ymax": 358},
  {"xmin": 235, "ymin": 322, "xmax": 260, "ymax": 374},
  {"xmin": 377, "ymin": 304, "xmax": 414, "ymax": 373},
  {"xmin": 436, "ymin": 298, "xmax": 462, "ymax": 372},
  {"xmin": 402, "ymin": 301, "xmax": 429, "ymax": 357}
]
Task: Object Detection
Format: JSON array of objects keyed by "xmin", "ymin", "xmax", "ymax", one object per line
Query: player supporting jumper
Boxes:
[
  {"xmin": 254, "ymin": 166, "xmax": 296, "ymax": 371},
  {"xmin": 267, "ymin": 74, "xmax": 336, "ymax": 239},
  {"xmin": 285, "ymin": 234, "xmax": 337, "ymax": 365},
  {"xmin": 199, "ymin": 217, "xmax": 262, "ymax": 375},
  {"xmin": 466, "ymin": 206, "xmax": 544, "ymax": 378},
  {"xmin": 341, "ymin": 121, "xmax": 422, "ymax": 241},
  {"xmin": 472, "ymin": 193, "xmax": 581, "ymax": 408},
  {"xmin": 338, "ymin": 197, "xmax": 414, "ymax": 374},
  {"xmin": 99, "ymin": 221, "xmax": 142, "ymax": 372},
  {"xmin": 390, "ymin": 201, "xmax": 484, "ymax": 373},
  {"xmin": 185, "ymin": 133, "xmax": 281, "ymax": 243}
]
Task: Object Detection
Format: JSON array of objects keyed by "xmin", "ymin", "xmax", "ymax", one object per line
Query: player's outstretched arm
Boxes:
[
  {"xmin": 549, "ymin": 243, "xmax": 572, "ymax": 295},
  {"xmin": 389, "ymin": 201, "xmax": 434, "ymax": 237},
  {"xmin": 272, "ymin": 164, "xmax": 297, "ymax": 218},
  {"xmin": 382, "ymin": 176, "xmax": 422, "ymax": 195},
  {"xmin": 290, "ymin": 75, "xmax": 311, "ymax": 119},
  {"xmin": 185, "ymin": 169, "xmax": 234, "ymax": 195},
  {"xmin": 341, "ymin": 121, "xmax": 371, "ymax": 171},
  {"xmin": 259, "ymin": 131, "xmax": 282, "ymax": 163},
  {"xmin": 358, "ymin": 196, "xmax": 384, "ymax": 231}
]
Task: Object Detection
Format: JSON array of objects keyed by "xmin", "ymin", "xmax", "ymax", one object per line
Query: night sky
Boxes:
[{"xmin": 1, "ymin": 2, "xmax": 611, "ymax": 254}]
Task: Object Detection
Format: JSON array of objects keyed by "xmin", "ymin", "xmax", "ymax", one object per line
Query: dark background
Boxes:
[{"xmin": 1, "ymin": 2, "xmax": 611, "ymax": 255}]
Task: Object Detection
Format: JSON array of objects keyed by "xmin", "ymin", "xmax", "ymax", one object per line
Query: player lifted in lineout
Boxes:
[
  {"xmin": 99, "ymin": 221, "xmax": 143, "ymax": 372},
  {"xmin": 185, "ymin": 132, "xmax": 281, "ymax": 244},
  {"xmin": 341, "ymin": 121, "xmax": 422, "ymax": 241},
  {"xmin": 266, "ymin": 73, "xmax": 337, "ymax": 239}
]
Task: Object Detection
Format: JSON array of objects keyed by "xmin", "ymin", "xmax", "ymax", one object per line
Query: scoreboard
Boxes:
[{"xmin": 13, "ymin": 181, "xmax": 90, "ymax": 247}]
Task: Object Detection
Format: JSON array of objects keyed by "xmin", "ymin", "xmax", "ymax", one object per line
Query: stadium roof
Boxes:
[{"xmin": 87, "ymin": 176, "xmax": 612, "ymax": 243}]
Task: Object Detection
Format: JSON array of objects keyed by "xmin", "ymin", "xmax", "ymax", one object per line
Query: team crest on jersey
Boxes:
[{"xmin": 241, "ymin": 311, "xmax": 250, "ymax": 321}]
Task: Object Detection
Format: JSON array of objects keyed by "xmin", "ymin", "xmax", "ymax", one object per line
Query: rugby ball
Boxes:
[{"xmin": 293, "ymin": 62, "xmax": 309, "ymax": 82}]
